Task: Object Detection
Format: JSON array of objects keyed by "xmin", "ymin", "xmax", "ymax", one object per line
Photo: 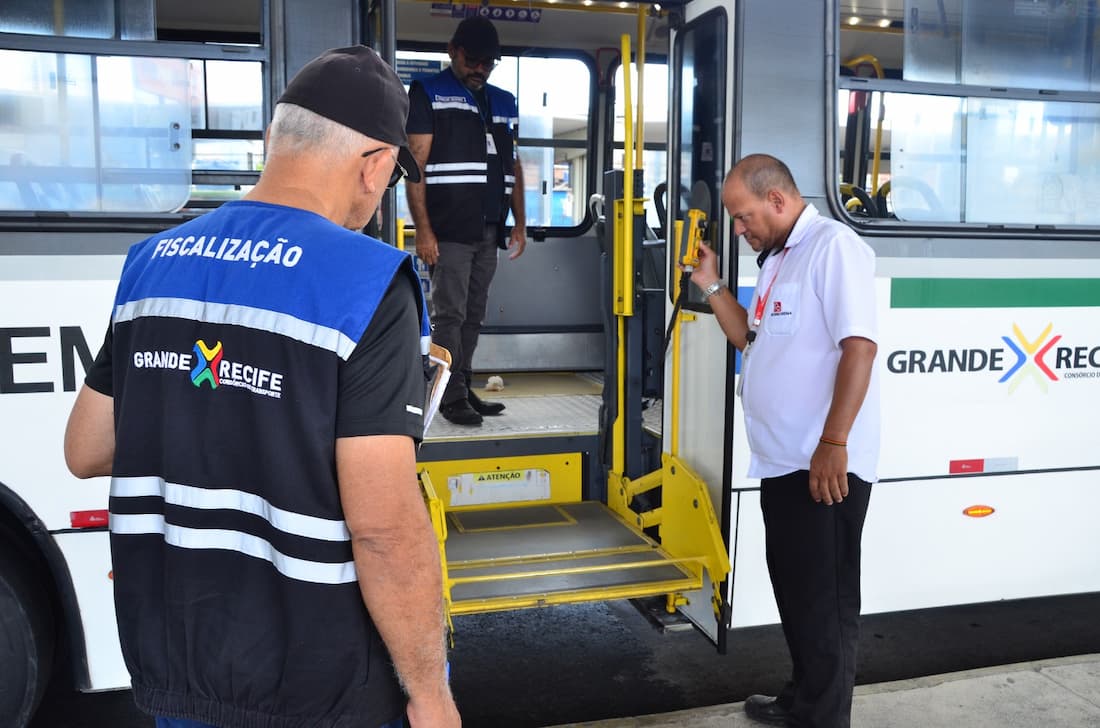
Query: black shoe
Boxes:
[
  {"xmin": 744, "ymin": 695, "xmax": 790, "ymax": 726},
  {"xmin": 467, "ymin": 389, "xmax": 505, "ymax": 416},
  {"xmin": 440, "ymin": 399, "xmax": 483, "ymax": 426}
]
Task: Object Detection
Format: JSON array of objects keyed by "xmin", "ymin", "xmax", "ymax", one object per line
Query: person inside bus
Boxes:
[
  {"xmin": 685, "ymin": 154, "xmax": 880, "ymax": 728},
  {"xmin": 405, "ymin": 15, "xmax": 526, "ymax": 426},
  {"xmin": 63, "ymin": 46, "xmax": 459, "ymax": 728}
]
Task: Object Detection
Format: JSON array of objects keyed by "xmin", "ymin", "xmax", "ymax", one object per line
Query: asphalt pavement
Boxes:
[
  {"xmin": 30, "ymin": 592, "xmax": 1100, "ymax": 728},
  {"xmin": 551, "ymin": 654, "xmax": 1100, "ymax": 727}
]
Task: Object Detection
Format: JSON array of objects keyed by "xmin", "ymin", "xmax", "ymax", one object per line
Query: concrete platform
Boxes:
[{"xmin": 549, "ymin": 654, "xmax": 1100, "ymax": 727}]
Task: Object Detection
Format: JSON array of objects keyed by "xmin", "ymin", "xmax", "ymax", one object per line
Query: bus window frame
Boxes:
[
  {"xmin": 825, "ymin": 2, "xmax": 1100, "ymax": 241},
  {"xmin": 398, "ymin": 41, "xmax": 599, "ymax": 239},
  {"xmin": 606, "ymin": 54, "xmax": 671, "ymax": 235},
  {"xmin": 0, "ymin": 30, "xmax": 269, "ymax": 230},
  {"xmin": 668, "ymin": 6, "xmax": 727, "ymax": 311}
]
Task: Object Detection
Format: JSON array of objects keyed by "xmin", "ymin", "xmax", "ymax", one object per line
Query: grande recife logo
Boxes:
[
  {"xmin": 887, "ymin": 322, "xmax": 1100, "ymax": 392},
  {"xmin": 191, "ymin": 340, "xmax": 223, "ymax": 389},
  {"xmin": 999, "ymin": 324, "xmax": 1059, "ymax": 391},
  {"xmin": 132, "ymin": 340, "xmax": 285, "ymax": 399}
]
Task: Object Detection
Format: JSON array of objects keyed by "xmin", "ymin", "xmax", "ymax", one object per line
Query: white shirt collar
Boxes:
[{"xmin": 783, "ymin": 203, "xmax": 820, "ymax": 250}]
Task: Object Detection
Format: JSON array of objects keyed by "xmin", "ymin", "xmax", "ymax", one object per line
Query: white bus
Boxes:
[{"xmin": 3, "ymin": 0, "xmax": 1099, "ymax": 725}]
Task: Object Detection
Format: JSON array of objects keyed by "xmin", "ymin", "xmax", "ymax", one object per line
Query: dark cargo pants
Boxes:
[{"xmin": 430, "ymin": 224, "xmax": 498, "ymax": 405}]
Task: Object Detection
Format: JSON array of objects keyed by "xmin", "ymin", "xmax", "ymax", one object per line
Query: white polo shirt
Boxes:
[{"xmin": 740, "ymin": 204, "xmax": 880, "ymax": 483}]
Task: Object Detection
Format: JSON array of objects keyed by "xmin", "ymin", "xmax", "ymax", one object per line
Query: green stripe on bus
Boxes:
[{"xmin": 890, "ymin": 279, "xmax": 1100, "ymax": 308}]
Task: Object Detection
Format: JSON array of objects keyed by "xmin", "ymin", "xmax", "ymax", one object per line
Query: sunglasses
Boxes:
[
  {"xmin": 461, "ymin": 50, "xmax": 496, "ymax": 71},
  {"xmin": 361, "ymin": 146, "xmax": 409, "ymax": 188}
]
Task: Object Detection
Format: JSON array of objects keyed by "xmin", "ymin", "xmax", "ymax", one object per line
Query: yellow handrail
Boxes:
[
  {"xmin": 842, "ymin": 54, "xmax": 886, "ymax": 196},
  {"xmin": 621, "ymin": 32, "xmax": 634, "ymax": 311},
  {"xmin": 635, "ymin": 7, "xmax": 646, "ymax": 169}
]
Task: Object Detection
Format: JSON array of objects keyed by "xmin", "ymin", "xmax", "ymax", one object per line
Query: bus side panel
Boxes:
[
  {"xmin": 728, "ymin": 273, "xmax": 1100, "ymax": 627},
  {"xmin": 54, "ymin": 532, "xmax": 129, "ymax": 690},
  {"xmin": 878, "ymin": 272, "xmax": 1100, "ymax": 477},
  {"xmin": 0, "ymin": 275, "xmax": 117, "ymax": 530},
  {"xmin": 862, "ymin": 471, "xmax": 1100, "ymax": 613},
  {"xmin": 732, "ymin": 468, "xmax": 1100, "ymax": 630},
  {"xmin": 728, "ymin": 490, "xmax": 777, "ymax": 629}
]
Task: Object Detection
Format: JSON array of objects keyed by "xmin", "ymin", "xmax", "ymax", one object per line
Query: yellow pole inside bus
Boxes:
[
  {"xmin": 612, "ymin": 33, "xmax": 635, "ymax": 476},
  {"xmin": 635, "ymin": 7, "xmax": 646, "ymax": 169}
]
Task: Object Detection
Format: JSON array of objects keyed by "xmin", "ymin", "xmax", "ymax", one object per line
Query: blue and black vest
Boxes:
[
  {"xmin": 413, "ymin": 68, "xmax": 518, "ymax": 247},
  {"xmin": 106, "ymin": 200, "xmax": 429, "ymax": 728}
]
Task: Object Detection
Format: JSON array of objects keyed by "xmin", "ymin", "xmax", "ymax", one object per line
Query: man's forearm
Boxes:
[
  {"xmin": 64, "ymin": 385, "xmax": 116, "ymax": 478},
  {"xmin": 406, "ymin": 180, "xmax": 432, "ymax": 232},
  {"xmin": 510, "ymin": 157, "xmax": 525, "ymax": 227},
  {"xmin": 822, "ymin": 336, "xmax": 877, "ymax": 441},
  {"xmin": 337, "ymin": 437, "xmax": 449, "ymax": 702},
  {"xmin": 707, "ymin": 288, "xmax": 750, "ymax": 351},
  {"xmin": 353, "ymin": 507, "xmax": 449, "ymax": 698},
  {"xmin": 406, "ymin": 133, "xmax": 434, "ymax": 233}
]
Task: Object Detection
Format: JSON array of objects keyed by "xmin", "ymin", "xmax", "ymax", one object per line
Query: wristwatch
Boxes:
[{"xmin": 702, "ymin": 279, "xmax": 725, "ymax": 299}]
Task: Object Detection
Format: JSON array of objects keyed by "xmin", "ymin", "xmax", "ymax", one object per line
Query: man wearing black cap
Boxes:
[
  {"xmin": 64, "ymin": 46, "xmax": 459, "ymax": 728},
  {"xmin": 406, "ymin": 15, "xmax": 526, "ymax": 426}
]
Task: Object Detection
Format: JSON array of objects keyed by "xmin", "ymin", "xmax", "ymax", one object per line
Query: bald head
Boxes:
[
  {"xmin": 722, "ymin": 154, "xmax": 806, "ymax": 253},
  {"xmin": 727, "ymin": 153, "xmax": 801, "ymax": 199}
]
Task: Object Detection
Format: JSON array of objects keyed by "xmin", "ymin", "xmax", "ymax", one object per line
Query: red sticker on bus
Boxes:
[{"xmin": 70, "ymin": 509, "xmax": 110, "ymax": 528}]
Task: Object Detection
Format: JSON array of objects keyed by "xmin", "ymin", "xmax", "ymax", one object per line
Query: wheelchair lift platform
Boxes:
[
  {"xmin": 444, "ymin": 501, "xmax": 698, "ymax": 614},
  {"xmin": 416, "ymin": 375, "xmax": 727, "ymax": 630}
]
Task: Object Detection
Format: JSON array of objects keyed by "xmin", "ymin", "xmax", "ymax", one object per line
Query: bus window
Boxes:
[
  {"xmin": 513, "ymin": 55, "xmax": 592, "ymax": 229},
  {"xmin": 188, "ymin": 59, "xmax": 264, "ymax": 205},
  {"xmin": 0, "ymin": 1, "xmax": 267, "ymax": 216},
  {"xmin": 837, "ymin": 0, "xmax": 1100, "ymax": 227},
  {"xmin": 0, "ymin": 0, "xmax": 152, "ymax": 40},
  {"xmin": 613, "ymin": 61, "xmax": 669, "ymax": 232},
  {"xmin": 394, "ymin": 49, "xmax": 593, "ymax": 231},
  {"xmin": 0, "ymin": 50, "xmax": 192, "ymax": 214}
]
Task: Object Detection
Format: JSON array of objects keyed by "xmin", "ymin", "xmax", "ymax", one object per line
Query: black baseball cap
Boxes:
[
  {"xmin": 451, "ymin": 16, "xmax": 501, "ymax": 60},
  {"xmin": 277, "ymin": 45, "xmax": 420, "ymax": 182}
]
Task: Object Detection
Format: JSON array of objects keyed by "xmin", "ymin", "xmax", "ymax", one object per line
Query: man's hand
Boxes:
[
  {"xmin": 685, "ymin": 242, "xmax": 720, "ymax": 291},
  {"xmin": 507, "ymin": 226, "xmax": 526, "ymax": 260},
  {"xmin": 809, "ymin": 442, "xmax": 849, "ymax": 505},
  {"xmin": 415, "ymin": 228, "xmax": 440, "ymax": 266}
]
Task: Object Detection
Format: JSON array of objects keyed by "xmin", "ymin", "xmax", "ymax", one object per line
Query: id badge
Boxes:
[{"xmin": 485, "ymin": 132, "xmax": 497, "ymax": 156}]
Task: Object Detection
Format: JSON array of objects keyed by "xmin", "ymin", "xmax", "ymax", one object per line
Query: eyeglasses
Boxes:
[
  {"xmin": 461, "ymin": 50, "xmax": 496, "ymax": 71},
  {"xmin": 361, "ymin": 146, "xmax": 409, "ymax": 188}
]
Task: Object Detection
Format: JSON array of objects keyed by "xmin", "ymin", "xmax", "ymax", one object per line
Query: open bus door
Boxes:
[
  {"xmin": 387, "ymin": 0, "xmax": 730, "ymax": 644},
  {"xmin": 663, "ymin": 0, "xmax": 734, "ymax": 646}
]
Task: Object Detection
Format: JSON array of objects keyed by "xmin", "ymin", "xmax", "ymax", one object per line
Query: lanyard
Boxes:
[
  {"xmin": 750, "ymin": 248, "xmax": 790, "ymax": 331},
  {"xmin": 740, "ymin": 247, "xmax": 789, "ymax": 397}
]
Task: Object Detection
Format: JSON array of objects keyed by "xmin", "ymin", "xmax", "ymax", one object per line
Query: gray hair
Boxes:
[{"xmin": 267, "ymin": 102, "xmax": 371, "ymax": 160}]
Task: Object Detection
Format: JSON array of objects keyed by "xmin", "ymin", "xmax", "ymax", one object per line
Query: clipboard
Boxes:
[{"xmin": 423, "ymin": 342, "xmax": 452, "ymax": 432}]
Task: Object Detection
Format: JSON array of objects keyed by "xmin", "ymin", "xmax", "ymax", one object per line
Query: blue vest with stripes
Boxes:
[
  {"xmin": 107, "ymin": 200, "xmax": 428, "ymax": 728},
  {"xmin": 414, "ymin": 68, "xmax": 518, "ymax": 246}
]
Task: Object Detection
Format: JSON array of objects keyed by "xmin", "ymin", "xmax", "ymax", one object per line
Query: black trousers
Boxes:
[{"xmin": 760, "ymin": 470, "xmax": 872, "ymax": 728}]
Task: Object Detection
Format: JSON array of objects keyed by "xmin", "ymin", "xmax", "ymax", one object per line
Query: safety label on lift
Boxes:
[{"xmin": 448, "ymin": 468, "xmax": 550, "ymax": 506}]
